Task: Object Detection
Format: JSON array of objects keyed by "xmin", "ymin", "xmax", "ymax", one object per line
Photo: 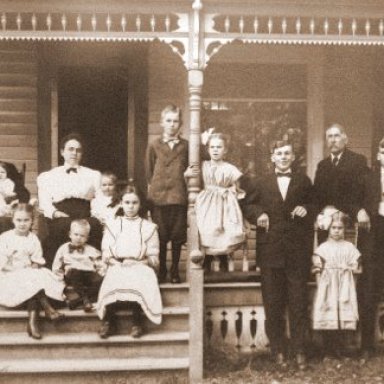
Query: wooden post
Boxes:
[
  {"xmin": 187, "ymin": 68, "xmax": 204, "ymax": 384},
  {"xmin": 188, "ymin": 2, "xmax": 204, "ymax": 383}
]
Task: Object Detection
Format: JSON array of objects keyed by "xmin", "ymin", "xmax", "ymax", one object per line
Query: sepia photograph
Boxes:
[{"xmin": 0, "ymin": 1, "xmax": 383, "ymax": 383}]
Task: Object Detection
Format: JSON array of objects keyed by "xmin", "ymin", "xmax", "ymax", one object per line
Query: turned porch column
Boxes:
[{"xmin": 187, "ymin": 1, "xmax": 204, "ymax": 383}]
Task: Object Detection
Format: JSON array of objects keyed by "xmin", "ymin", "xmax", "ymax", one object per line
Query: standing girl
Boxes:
[
  {"xmin": 312, "ymin": 209, "xmax": 361, "ymax": 357},
  {"xmin": 194, "ymin": 133, "xmax": 246, "ymax": 265},
  {"xmin": 0, "ymin": 204, "xmax": 65, "ymax": 339},
  {"xmin": 91, "ymin": 171, "xmax": 120, "ymax": 225},
  {"xmin": 96, "ymin": 186, "xmax": 162, "ymax": 339}
]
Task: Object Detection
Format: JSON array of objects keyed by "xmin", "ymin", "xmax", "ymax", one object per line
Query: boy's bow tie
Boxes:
[
  {"xmin": 276, "ymin": 172, "xmax": 292, "ymax": 178},
  {"xmin": 163, "ymin": 137, "xmax": 180, "ymax": 144},
  {"xmin": 66, "ymin": 167, "xmax": 78, "ymax": 174},
  {"xmin": 68, "ymin": 244, "xmax": 84, "ymax": 253}
]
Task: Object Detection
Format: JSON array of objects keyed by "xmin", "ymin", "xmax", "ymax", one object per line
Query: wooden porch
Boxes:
[{"xmin": 0, "ymin": 1, "xmax": 384, "ymax": 383}]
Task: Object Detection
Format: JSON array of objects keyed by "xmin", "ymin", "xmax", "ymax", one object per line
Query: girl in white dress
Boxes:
[
  {"xmin": 91, "ymin": 171, "xmax": 119, "ymax": 225},
  {"xmin": 0, "ymin": 204, "xmax": 65, "ymax": 339},
  {"xmin": 194, "ymin": 133, "xmax": 246, "ymax": 270},
  {"xmin": 312, "ymin": 210, "xmax": 361, "ymax": 357},
  {"xmin": 97, "ymin": 186, "xmax": 162, "ymax": 339}
]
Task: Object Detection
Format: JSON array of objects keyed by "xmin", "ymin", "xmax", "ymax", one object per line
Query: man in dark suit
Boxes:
[
  {"xmin": 360, "ymin": 138, "xmax": 384, "ymax": 359},
  {"xmin": 242, "ymin": 140, "xmax": 313, "ymax": 369},
  {"xmin": 313, "ymin": 123, "xmax": 369, "ymax": 227},
  {"xmin": 313, "ymin": 123, "xmax": 372, "ymax": 359}
]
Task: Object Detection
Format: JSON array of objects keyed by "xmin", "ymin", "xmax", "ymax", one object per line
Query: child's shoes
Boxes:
[
  {"xmin": 171, "ymin": 273, "xmax": 181, "ymax": 284},
  {"xmin": 131, "ymin": 325, "xmax": 144, "ymax": 338},
  {"xmin": 83, "ymin": 296, "xmax": 94, "ymax": 313}
]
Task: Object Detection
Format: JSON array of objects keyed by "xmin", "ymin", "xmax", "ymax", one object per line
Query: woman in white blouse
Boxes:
[{"xmin": 37, "ymin": 133, "xmax": 102, "ymax": 266}]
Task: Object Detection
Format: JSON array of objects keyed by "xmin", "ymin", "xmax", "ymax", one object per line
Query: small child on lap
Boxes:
[{"xmin": 52, "ymin": 219, "xmax": 104, "ymax": 312}]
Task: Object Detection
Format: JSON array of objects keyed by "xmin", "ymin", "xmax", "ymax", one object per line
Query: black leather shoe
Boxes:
[
  {"xmin": 296, "ymin": 353, "xmax": 307, "ymax": 370},
  {"xmin": 359, "ymin": 349, "xmax": 371, "ymax": 364},
  {"xmin": 275, "ymin": 352, "xmax": 287, "ymax": 367},
  {"xmin": 131, "ymin": 325, "xmax": 144, "ymax": 338},
  {"xmin": 171, "ymin": 274, "xmax": 181, "ymax": 284},
  {"xmin": 99, "ymin": 321, "xmax": 113, "ymax": 339}
]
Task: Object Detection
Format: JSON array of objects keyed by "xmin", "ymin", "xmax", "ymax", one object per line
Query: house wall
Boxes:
[
  {"xmin": 0, "ymin": 41, "xmax": 38, "ymax": 196},
  {"xmin": 147, "ymin": 42, "xmax": 188, "ymax": 143},
  {"xmin": 203, "ymin": 43, "xmax": 382, "ymax": 175}
]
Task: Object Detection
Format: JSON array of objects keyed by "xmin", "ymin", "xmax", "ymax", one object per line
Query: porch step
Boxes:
[
  {"xmin": 0, "ymin": 356, "xmax": 190, "ymax": 373},
  {"xmin": 0, "ymin": 331, "xmax": 189, "ymax": 359},
  {"xmin": 160, "ymin": 282, "xmax": 189, "ymax": 306},
  {"xmin": 0, "ymin": 357, "xmax": 189, "ymax": 384},
  {"xmin": 0, "ymin": 306, "xmax": 190, "ymax": 333}
]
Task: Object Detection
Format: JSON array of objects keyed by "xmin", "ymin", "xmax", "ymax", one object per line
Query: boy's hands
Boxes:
[
  {"xmin": 291, "ymin": 206, "xmax": 307, "ymax": 218},
  {"xmin": 257, "ymin": 213, "xmax": 269, "ymax": 231}
]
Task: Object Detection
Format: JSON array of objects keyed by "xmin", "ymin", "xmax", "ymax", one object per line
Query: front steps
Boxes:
[{"xmin": 0, "ymin": 283, "xmax": 190, "ymax": 383}]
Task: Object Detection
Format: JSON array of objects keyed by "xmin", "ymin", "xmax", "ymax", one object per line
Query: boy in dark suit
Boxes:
[
  {"xmin": 242, "ymin": 140, "xmax": 313, "ymax": 369},
  {"xmin": 145, "ymin": 105, "xmax": 189, "ymax": 284}
]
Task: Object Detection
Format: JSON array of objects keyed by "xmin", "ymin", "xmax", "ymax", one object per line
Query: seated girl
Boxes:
[
  {"xmin": 96, "ymin": 185, "xmax": 162, "ymax": 339},
  {"xmin": 0, "ymin": 204, "xmax": 65, "ymax": 339}
]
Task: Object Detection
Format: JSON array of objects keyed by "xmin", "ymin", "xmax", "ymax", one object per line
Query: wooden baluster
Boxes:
[
  {"xmin": 323, "ymin": 18, "xmax": 329, "ymax": 35},
  {"xmin": 1, "ymin": 13, "xmax": 6, "ymax": 31},
  {"xmin": 254, "ymin": 16, "xmax": 259, "ymax": 34},
  {"xmin": 31, "ymin": 14, "xmax": 37, "ymax": 31},
  {"xmin": 352, "ymin": 18, "xmax": 357, "ymax": 36},
  {"xmin": 61, "ymin": 14, "xmax": 67, "ymax": 31},
  {"xmin": 76, "ymin": 14, "xmax": 82, "ymax": 31},
  {"xmin": 224, "ymin": 16, "xmax": 230, "ymax": 33},
  {"xmin": 268, "ymin": 17, "xmax": 273, "ymax": 34},
  {"xmin": 365, "ymin": 19, "xmax": 371, "ymax": 36},
  {"xmin": 16, "ymin": 13, "xmax": 22, "ymax": 31},
  {"xmin": 239, "ymin": 16, "xmax": 244, "ymax": 34},
  {"xmin": 205, "ymin": 310, "xmax": 213, "ymax": 344},
  {"xmin": 295, "ymin": 17, "xmax": 301, "ymax": 34},
  {"xmin": 250, "ymin": 310, "xmax": 257, "ymax": 350},
  {"xmin": 91, "ymin": 14, "xmax": 97, "ymax": 31},
  {"xmin": 228, "ymin": 253, "xmax": 234, "ymax": 272},
  {"xmin": 106, "ymin": 14, "xmax": 112, "ymax": 32},
  {"xmin": 281, "ymin": 17, "xmax": 287, "ymax": 34},
  {"xmin": 165, "ymin": 14, "xmax": 170, "ymax": 32},
  {"xmin": 121, "ymin": 14, "xmax": 127, "ymax": 32},
  {"xmin": 46, "ymin": 14, "xmax": 52, "ymax": 31},
  {"xmin": 379, "ymin": 19, "xmax": 384, "ymax": 36},
  {"xmin": 235, "ymin": 310, "xmax": 243, "ymax": 350},
  {"xmin": 220, "ymin": 311, "xmax": 228, "ymax": 340},
  {"xmin": 150, "ymin": 14, "xmax": 155, "ymax": 32},
  {"xmin": 338, "ymin": 18, "xmax": 343, "ymax": 35},
  {"xmin": 242, "ymin": 240, "xmax": 249, "ymax": 272},
  {"xmin": 310, "ymin": 18, "xmax": 315, "ymax": 35},
  {"xmin": 136, "ymin": 14, "xmax": 141, "ymax": 32}
]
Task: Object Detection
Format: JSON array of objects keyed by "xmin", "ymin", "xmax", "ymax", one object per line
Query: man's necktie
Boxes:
[{"xmin": 332, "ymin": 157, "xmax": 339, "ymax": 167}]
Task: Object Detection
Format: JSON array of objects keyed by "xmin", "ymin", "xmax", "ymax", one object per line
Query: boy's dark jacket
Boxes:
[{"xmin": 240, "ymin": 170, "xmax": 314, "ymax": 270}]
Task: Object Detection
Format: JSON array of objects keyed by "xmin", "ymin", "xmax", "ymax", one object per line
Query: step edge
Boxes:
[
  {"xmin": 0, "ymin": 357, "xmax": 190, "ymax": 373},
  {"xmin": 0, "ymin": 331, "xmax": 190, "ymax": 345}
]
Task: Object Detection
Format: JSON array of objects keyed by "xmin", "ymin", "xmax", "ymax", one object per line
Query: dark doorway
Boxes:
[{"xmin": 58, "ymin": 66, "xmax": 128, "ymax": 180}]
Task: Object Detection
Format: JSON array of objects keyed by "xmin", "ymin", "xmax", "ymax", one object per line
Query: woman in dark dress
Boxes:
[{"xmin": 37, "ymin": 133, "xmax": 102, "ymax": 267}]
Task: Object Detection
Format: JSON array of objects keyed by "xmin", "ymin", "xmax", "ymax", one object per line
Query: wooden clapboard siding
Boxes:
[{"xmin": 0, "ymin": 44, "xmax": 38, "ymax": 196}]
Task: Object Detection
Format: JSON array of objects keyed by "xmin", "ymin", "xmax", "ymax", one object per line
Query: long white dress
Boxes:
[
  {"xmin": 0, "ymin": 230, "xmax": 65, "ymax": 307},
  {"xmin": 96, "ymin": 216, "xmax": 162, "ymax": 324},
  {"xmin": 195, "ymin": 161, "xmax": 246, "ymax": 255},
  {"xmin": 312, "ymin": 239, "xmax": 361, "ymax": 330}
]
